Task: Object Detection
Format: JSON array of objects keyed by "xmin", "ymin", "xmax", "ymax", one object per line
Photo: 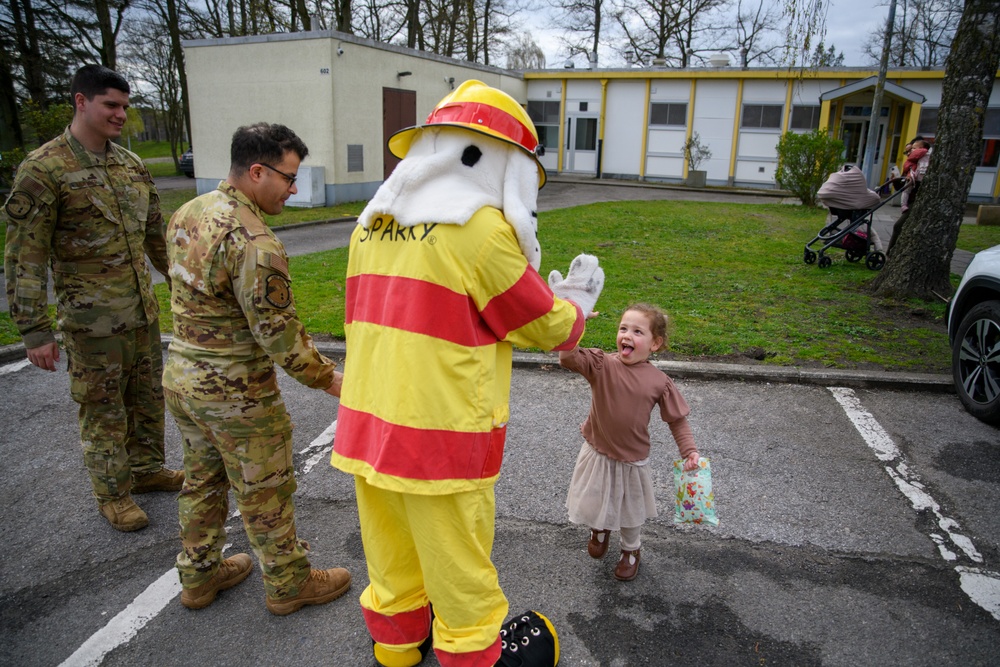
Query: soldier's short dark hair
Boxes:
[
  {"xmin": 70, "ymin": 65, "xmax": 130, "ymax": 102},
  {"xmin": 230, "ymin": 123, "xmax": 309, "ymax": 176}
]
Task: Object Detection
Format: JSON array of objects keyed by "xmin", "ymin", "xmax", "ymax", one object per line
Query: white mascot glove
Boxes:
[{"xmin": 548, "ymin": 254, "xmax": 605, "ymax": 316}]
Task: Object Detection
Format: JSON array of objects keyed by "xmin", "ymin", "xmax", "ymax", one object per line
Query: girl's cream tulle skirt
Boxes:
[{"xmin": 566, "ymin": 440, "xmax": 657, "ymax": 530}]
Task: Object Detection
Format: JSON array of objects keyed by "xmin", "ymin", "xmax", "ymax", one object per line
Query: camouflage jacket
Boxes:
[
  {"xmin": 163, "ymin": 181, "xmax": 336, "ymax": 402},
  {"xmin": 2, "ymin": 127, "xmax": 168, "ymax": 348}
]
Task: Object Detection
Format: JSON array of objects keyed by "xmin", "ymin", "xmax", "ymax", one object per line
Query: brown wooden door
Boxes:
[{"xmin": 383, "ymin": 87, "xmax": 417, "ymax": 180}]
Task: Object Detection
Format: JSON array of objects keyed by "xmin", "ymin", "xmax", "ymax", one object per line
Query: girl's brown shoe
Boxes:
[
  {"xmin": 614, "ymin": 549, "xmax": 640, "ymax": 581},
  {"xmin": 587, "ymin": 529, "xmax": 611, "ymax": 559}
]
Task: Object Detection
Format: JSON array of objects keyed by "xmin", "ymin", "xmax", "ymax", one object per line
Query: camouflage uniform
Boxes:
[
  {"xmin": 164, "ymin": 181, "xmax": 337, "ymax": 598},
  {"xmin": 3, "ymin": 127, "xmax": 169, "ymax": 502}
]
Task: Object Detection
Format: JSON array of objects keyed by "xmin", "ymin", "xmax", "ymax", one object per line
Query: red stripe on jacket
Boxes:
[{"xmin": 336, "ymin": 406, "xmax": 507, "ymax": 481}]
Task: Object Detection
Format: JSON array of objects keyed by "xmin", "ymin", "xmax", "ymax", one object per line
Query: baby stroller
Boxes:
[{"xmin": 803, "ymin": 165, "xmax": 908, "ymax": 271}]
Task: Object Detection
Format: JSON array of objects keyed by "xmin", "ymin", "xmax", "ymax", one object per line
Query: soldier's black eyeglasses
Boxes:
[{"xmin": 257, "ymin": 163, "xmax": 297, "ymax": 187}]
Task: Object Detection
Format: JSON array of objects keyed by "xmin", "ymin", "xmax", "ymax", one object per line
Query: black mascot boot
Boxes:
[{"xmin": 496, "ymin": 610, "xmax": 559, "ymax": 666}]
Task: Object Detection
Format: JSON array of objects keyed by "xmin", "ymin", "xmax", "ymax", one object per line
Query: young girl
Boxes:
[{"xmin": 559, "ymin": 303, "xmax": 699, "ymax": 581}]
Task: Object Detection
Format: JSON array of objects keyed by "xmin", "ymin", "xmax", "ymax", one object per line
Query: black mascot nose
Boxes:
[{"xmin": 462, "ymin": 145, "xmax": 482, "ymax": 167}]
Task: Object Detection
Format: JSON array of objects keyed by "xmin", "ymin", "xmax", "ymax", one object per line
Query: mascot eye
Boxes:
[{"xmin": 461, "ymin": 145, "xmax": 482, "ymax": 167}]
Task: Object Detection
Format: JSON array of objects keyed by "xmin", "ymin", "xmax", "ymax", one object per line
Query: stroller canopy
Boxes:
[{"xmin": 817, "ymin": 165, "xmax": 880, "ymax": 211}]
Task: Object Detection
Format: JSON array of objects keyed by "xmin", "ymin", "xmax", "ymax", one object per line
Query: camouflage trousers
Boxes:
[
  {"xmin": 64, "ymin": 325, "xmax": 166, "ymax": 503},
  {"xmin": 165, "ymin": 388, "xmax": 311, "ymax": 598}
]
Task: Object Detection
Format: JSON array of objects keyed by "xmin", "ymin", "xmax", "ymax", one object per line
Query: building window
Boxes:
[
  {"xmin": 742, "ymin": 104, "xmax": 783, "ymax": 129},
  {"xmin": 916, "ymin": 107, "xmax": 938, "ymax": 136},
  {"xmin": 790, "ymin": 105, "xmax": 821, "ymax": 130},
  {"xmin": 574, "ymin": 117, "xmax": 598, "ymax": 150},
  {"xmin": 980, "ymin": 108, "xmax": 1000, "ymax": 167},
  {"xmin": 528, "ymin": 100, "xmax": 560, "ymax": 150},
  {"xmin": 650, "ymin": 103, "xmax": 687, "ymax": 126}
]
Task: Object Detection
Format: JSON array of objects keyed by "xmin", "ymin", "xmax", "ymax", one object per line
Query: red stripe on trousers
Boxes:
[
  {"xmin": 435, "ymin": 637, "xmax": 502, "ymax": 667},
  {"xmin": 363, "ymin": 604, "xmax": 432, "ymax": 646},
  {"xmin": 335, "ymin": 407, "xmax": 507, "ymax": 481}
]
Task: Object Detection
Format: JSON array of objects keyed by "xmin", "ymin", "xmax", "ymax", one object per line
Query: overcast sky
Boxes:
[{"xmin": 526, "ymin": 0, "xmax": 891, "ymax": 69}]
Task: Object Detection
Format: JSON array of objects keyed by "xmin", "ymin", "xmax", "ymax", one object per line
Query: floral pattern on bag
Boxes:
[{"xmin": 673, "ymin": 457, "xmax": 719, "ymax": 526}]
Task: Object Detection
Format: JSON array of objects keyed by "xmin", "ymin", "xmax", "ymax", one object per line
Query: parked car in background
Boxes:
[
  {"xmin": 180, "ymin": 148, "xmax": 194, "ymax": 177},
  {"xmin": 948, "ymin": 244, "xmax": 1000, "ymax": 425}
]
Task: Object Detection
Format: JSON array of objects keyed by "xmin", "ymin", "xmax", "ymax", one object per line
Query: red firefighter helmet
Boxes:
[{"xmin": 388, "ymin": 79, "xmax": 547, "ymax": 187}]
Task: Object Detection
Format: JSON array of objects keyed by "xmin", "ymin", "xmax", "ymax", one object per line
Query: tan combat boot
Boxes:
[
  {"xmin": 132, "ymin": 467, "xmax": 184, "ymax": 494},
  {"xmin": 98, "ymin": 495, "xmax": 149, "ymax": 532},
  {"xmin": 265, "ymin": 567, "xmax": 352, "ymax": 616},
  {"xmin": 180, "ymin": 554, "xmax": 254, "ymax": 610}
]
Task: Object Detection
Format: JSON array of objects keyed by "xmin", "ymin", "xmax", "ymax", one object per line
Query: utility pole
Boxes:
[{"xmin": 862, "ymin": 0, "xmax": 898, "ymax": 185}]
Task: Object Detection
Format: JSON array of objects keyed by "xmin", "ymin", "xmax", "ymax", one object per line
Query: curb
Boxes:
[
  {"xmin": 314, "ymin": 340, "xmax": 954, "ymax": 393},
  {"xmin": 0, "ymin": 337, "xmax": 953, "ymax": 392}
]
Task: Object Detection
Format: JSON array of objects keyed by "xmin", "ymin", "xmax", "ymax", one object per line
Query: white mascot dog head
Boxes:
[{"xmin": 359, "ymin": 80, "xmax": 547, "ymax": 271}]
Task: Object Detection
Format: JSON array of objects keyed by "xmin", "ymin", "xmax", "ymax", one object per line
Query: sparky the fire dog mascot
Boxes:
[{"xmin": 331, "ymin": 80, "xmax": 605, "ymax": 667}]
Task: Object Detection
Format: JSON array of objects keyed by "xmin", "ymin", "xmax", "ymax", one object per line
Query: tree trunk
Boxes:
[
  {"xmin": 0, "ymin": 48, "xmax": 24, "ymax": 150},
  {"xmin": 10, "ymin": 0, "xmax": 47, "ymax": 107},
  {"xmin": 870, "ymin": 0, "xmax": 1000, "ymax": 300},
  {"xmin": 94, "ymin": 0, "xmax": 117, "ymax": 68},
  {"xmin": 166, "ymin": 0, "xmax": 192, "ymax": 151},
  {"xmin": 336, "ymin": 0, "xmax": 351, "ymax": 32}
]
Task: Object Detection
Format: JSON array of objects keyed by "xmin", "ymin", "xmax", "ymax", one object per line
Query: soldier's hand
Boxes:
[
  {"xmin": 324, "ymin": 371, "xmax": 344, "ymax": 398},
  {"xmin": 27, "ymin": 342, "xmax": 60, "ymax": 372}
]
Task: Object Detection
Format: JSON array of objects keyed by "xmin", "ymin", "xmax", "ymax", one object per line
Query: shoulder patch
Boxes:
[
  {"xmin": 4, "ymin": 192, "xmax": 34, "ymax": 220},
  {"xmin": 264, "ymin": 274, "xmax": 291, "ymax": 308}
]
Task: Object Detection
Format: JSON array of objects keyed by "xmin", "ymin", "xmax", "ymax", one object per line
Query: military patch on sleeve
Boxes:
[
  {"xmin": 264, "ymin": 273, "xmax": 291, "ymax": 308},
  {"xmin": 4, "ymin": 192, "xmax": 34, "ymax": 220}
]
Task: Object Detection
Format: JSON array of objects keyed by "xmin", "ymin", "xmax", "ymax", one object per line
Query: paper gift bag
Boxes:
[{"xmin": 673, "ymin": 457, "xmax": 719, "ymax": 526}]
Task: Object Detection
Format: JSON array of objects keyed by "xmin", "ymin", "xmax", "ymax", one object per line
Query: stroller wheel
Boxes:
[
  {"xmin": 865, "ymin": 252, "xmax": 886, "ymax": 271},
  {"xmin": 804, "ymin": 249, "xmax": 817, "ymax": 264},
  {"xmin": 818, "ymin": 256, "xmax": 832, "ymax": 269},
  {"xmin": 845, "ymin": 249, "xmax": 863, "ymax": 262}
]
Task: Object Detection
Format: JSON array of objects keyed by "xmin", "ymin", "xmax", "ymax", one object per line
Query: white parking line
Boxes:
[
  {"xmin": 301, "ymin": 419, "xmax": 337, "ymax": 476},
  {"xmin": 56, "ymin": 418, "xmax": 340, "ymax": 663},
  {"xmin": 0, "ymin": 358, "xmax": 32, "ymax": 375},
  {"xmin": 829, "ymin": 387, "xmax": 1000, "ymax": 621},
  {"xmin": 57, "ymin": 569, "xmax": 181, "ymax": 667}
]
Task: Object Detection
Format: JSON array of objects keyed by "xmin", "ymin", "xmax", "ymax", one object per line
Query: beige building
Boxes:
[
  {"xmin": 183, "ymin": 30, "xmax": 524, "ymax": 205},
  {"xmin": 183, "ymin": 30, "xmax": 1000, "ymax": 205}
]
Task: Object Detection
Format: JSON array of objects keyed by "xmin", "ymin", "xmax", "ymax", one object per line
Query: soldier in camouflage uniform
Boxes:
[
  {"xmin": 3, "ymin": 65, "xmax": 183, "ymax": 533},
  {"xmin": 164, "ymin": 122, "xmax": 351, "ymax": 614}
]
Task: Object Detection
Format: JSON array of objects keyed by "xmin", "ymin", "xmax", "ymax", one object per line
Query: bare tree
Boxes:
[
  {"xmin": 613, "ymin": 0, "xmax": 682, "ymax": 65},
  {"xmin": 731, "ymin": 0, "xmax": 783, "ymax": 68},
  {"xmin": 121, "ymin": 12, "xmax": 187, "ymax": 162},
  {"xmin": 870, "ymin": 0, "xmax": 1000, "ymax": 300},
  {"xmin": 670, "ymin": 0, "xmax": 727, "ymax": 67},
  {"xmin": 504, "ymin": 31, "xmax": 546, "ymax": 68},
  {"xmin": 554, "ymin": 0, "xmax": 605, "ymax": 63},
  {"xmin": 861, "ymin": 0, "xmax": 962, "ymax": 67},
  {"xmin": 353, "ymin": 0, "xmax": 408, "ymax": 41},
  {"xmin": 40, "ymin": 0, "xmax": 134, "ymax": 69}
]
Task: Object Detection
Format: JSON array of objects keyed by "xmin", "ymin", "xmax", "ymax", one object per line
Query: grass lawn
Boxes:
[{"xmin": 7, "ymin": 194, "xmax": 1000, "ymax": 374}]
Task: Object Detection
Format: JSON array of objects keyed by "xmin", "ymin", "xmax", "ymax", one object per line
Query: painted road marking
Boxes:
[
  {"xmin": 56, "ymin": 419, "xmax": 340, "ymax": 662},
  {"xmin": 829, "ymin": 387, "xmax": 1000, "ymax": 621},
  {"xmin": 0, "ymin": 358, "xmax": 32, "ymax": 376},
  {"xmin": 301, "ymin": 419, "xmax": 337, "ymax": 476},
  {"xmin": 57, "ymin": 569, "xmax": 181, "ymax": 667}
]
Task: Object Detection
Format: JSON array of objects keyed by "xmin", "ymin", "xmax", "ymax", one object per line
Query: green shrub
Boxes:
[{"xmin": 775, "ymin": 129, "xmax": 844, "ymax": 207}]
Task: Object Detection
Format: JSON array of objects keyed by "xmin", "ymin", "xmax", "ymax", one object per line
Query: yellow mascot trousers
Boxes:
[{"xmin": 355, "ymin": 477, "xmax": 508, "ymax": 666}]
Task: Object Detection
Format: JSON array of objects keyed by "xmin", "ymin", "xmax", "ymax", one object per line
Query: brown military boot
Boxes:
[
  {"xmin": 132, "ymin": 467, "xmax": 184, "ymax": 493},
  {"xmin": 265, "ymin": 567, "xmax": 352, "ymax": 616},
  {"xmin": 180, "ymin": 554, "xmax": 253, "ymax": 610},
  {"xmin": 98, "ymin": 495, "xmax": 149, "ymax": 532}
]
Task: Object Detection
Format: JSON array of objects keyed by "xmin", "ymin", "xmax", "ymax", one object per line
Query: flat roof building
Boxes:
[{"xmin": 183, "ymin": 31, "xmax": 1000, "ymax": 204}]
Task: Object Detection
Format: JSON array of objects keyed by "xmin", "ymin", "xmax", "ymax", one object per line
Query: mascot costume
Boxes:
[{"xmin": 331, "ymin": 80, "xmax": 605, "ymax": 667}]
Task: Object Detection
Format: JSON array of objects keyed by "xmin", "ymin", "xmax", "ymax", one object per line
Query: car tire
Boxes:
[{"xmin": 952, "ymin": 299, "xmax": 1000, "ymax": 425}]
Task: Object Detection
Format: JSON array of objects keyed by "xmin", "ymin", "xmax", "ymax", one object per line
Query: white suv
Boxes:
[{"xmin": 948, "ymin": 243, "xmax": 1000, "ymax": 425}]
